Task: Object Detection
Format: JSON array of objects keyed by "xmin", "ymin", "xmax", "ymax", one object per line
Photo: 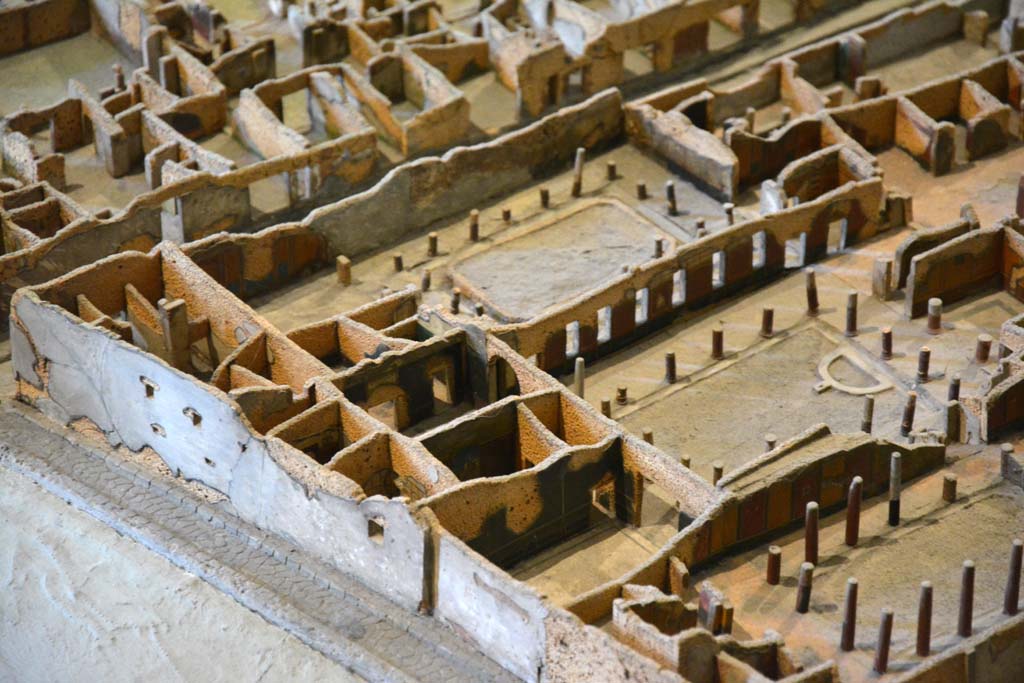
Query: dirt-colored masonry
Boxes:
[{"xmin": 6, "ymin": 0, "xmax": 1024, "ymax": 681}]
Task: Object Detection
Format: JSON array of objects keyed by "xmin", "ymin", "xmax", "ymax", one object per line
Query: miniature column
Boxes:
[
  {"xmin": 421, "ymin": 270, "xmax": 431, "ymax": 291},
  {"xmin": 665, "ymin": 352, "xmax": 677, "ymax": 384},
  {"xmin": 336, "ymin": 255, "xmax": 352, "ymax": 285},
  {"xmin": 976, "ymin": 334, "xmax": 993, "ymax": 363},
  {"xmin": 805, "ymin": 502, "xmax": 819, "ymax": 565},
  {"xmin": 607, "ymin": 160, "xmax": 617, "ymax": 180},
  {"xmin": 1004, "ymin": 539, "xmax": 1023, "ymax": 616},
  {"xmin": 724, "ymin": 203, "xmax": 735, "ymax": 225},
  {"xmin": 600, "ymin": 399, "xmax": 611, "ymax": 417},
  {"xmin": 840, "ymin": 578, "xmax": 858, "ymax": 651},
  {"xmin": 927, "ymin": 298, "xmax": 943, "ymax": 334},
  {"xmin": 845, "ymin": 291, "xmax": 858, "ymax": 337},
  {"xmin": 959, "ymin": 560, "xmax": 975, "ymax": 637},
  {"xmin": 861, "ymin": 396, "xmax": 874, "ymax": 433},
  {"xmin": 881, "ymin": 327, "xmax": 893, "ymax": 360},
  {"xmin": 760, "ymin": 307, "xmax": 774, "ymax": 339},
  {"xmin": 874, "ymin": 608, "xmax": 894, "ymax": 674},
  {"xmin": 764, "ymin": 433, "xmax": 777, "ymax": 452},
  {"xmin": 502, "ymin": 207, "xmax": 512, "ymax": 222},
  {"xmin": 805, "ymin": 268, "xmax": 819, "ymax": 315},
  {"xmin": 636, "ymin": 181, "xmax": 648, "ymax": 199},
  {"xmin": 888, "ymin": 452, "xmax": 902, "ymax": 526},
  {"xmin": 469, "ymin": 209, "xmax": 480, "ymax": 241},
  {"xmin": 917, "ymin": 581, "xmax": 933, "ymax": 657},
  {"xmin": 572, "ymin": 147, "xmax": 585, "ymax": 197},
  {"xmin": 665, "ymin": 181, "xmax": 678, "ymax": 216},
  {"xmin": 540, "ymin": 187, "xmax": 550, "ymax": 208},
  {"xmin": 917, "ymin": 347, "xmax": 931, "ymax": 383},
  {"xmin": 642, "ymin": 430, "xmax": 654, "ymax": 444},
  {"xmin": 901, "ymin": 392, "xmax": 917, "ymax": 437},
  {"xmin": 795, "ymin": 562, "xmax": 814, "ymax": 613},
  {"xmin": 616, "ymin": 386, "xmax": 628, "ymax": 405},
  {"xmin": 943, "ymin": 473, "xmax": 958, "ymax": 503},
  {"xmin": 712, "ymin": 461, "xmax": 725, "ymax": 485},
  {"xmin": 392, "ymin": 253, "xmax": 404, "ymax": 272},
  {"xmin": 846, "ymin": 476, "xmax": 863, "ymax": 546},
  {"xmin": 574, "ymin": 357, "xmax": 585, "ymax": 398},
  {"xmin": 767, "ymin": 546, "xmax": 781, "ymax": 585},
  {"xmin": 450, "ymin": 287, "xmax": 461, "ymax": 314},
  {"xmin": 427, "ymin": 232, "xmax": 438, "ymax": 257},
  {"xmin": 654, "ymin": 239, "xmax": 664, "ymax": 258},
  {"xmin": 712, "ymin": 328, "xmax": 724, "ymax": 360}
]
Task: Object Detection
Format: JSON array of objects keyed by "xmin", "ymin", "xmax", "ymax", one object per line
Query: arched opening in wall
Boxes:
[
  {"xmin": 597, "ymin": 305, "xmax": 612, "ymax": 343},
  {"xmin": 635, "ymin": 288, "xmax": 650, "ymax": 325},
  {"xmin": 672, "ymin": 269, "xmax": 686, "ymax": 306},
  {"xmin": 565, "ymin": 320, "xmax": 580, "ymax": 359},
  {"xmin": 828, "ymin": 217, "xmax": 848, "ymax": 254},
  {"xmin": 785, "ymin": 233, "xmax": 807, "ymax": 268},
  {"xmin": 752, "ymin": 231, "xmax": 766, "ymax": 269},
  {"xmin": 712, "ymin": 251, "xmax": 726, "ymax": 289}
]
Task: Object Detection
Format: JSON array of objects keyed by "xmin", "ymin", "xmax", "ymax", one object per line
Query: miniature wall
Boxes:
[
  {"xmin": 712, "ymin": 429, "xmax": 945, "ymax": 553},
  {"xmin": 903, "ymin": 226, "xmax": 1008, "ymax": 317},
  {"xmin": 628, "ymin": 107, "xmax": 738, "ymax": 200},
  {"xmin": 8, "ymin": 247, "xmax": 438, "ymax": 612},
  {"xmin": 422, "ymin": 434, "xmax": 631, "ymax": 567},
  {"xmin": 416, "ymin": 395, "xmax": 561, "ymax": 480},
  {"xmin": 183, "ymin": 224, "xmax": 329, "ymax": 300},
  {"xmin": 0, "ymin": 0, "xmax": 90, "ymax": 56},
  {"xmin": 729, "ymin": 118, "xmax": 823, "ymax": 189},
  {"xmin": 10, "ymin": 238, "xmax": 682, "ymax": 682},
  {"xmin": 976, "ymin": 363, "xmax": 1024, "ymax": 439},
  {"xmin": 565, "ymin": 427, "xmax": 945, "ymax": 623},
  {"xmin": 331, "ymin": 330, "xmax": 467, "ymax": 430},
  {"xmin": 431, "ymin": 523, "xmax": 550, "ymax": 681},
  {"xmin": 895, "ymin": 610, "xmax": 1024, "ymax": 682},
  {"xmin": 208, "ymin": 36, "xmax": 277, "ymax": 96},
  {"xmin": 893, "ymin": 218, "xmax": 973, "ymax": 288},
  {"xmin": 857, "ymin": 2, "xmax": 963, "ymax": 69},
  {"xmin": 493, "ymin": 173, "xmax": 885, "ymax": 373},
  {"xmin": 833, "ymin": 54, "xmax": 1024, "ymax": 175},
  {"xmin": 302, "ymin": 88, "xmax": 624, "ymax": 258}
]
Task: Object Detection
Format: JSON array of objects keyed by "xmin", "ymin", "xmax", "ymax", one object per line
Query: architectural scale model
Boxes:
[{"xmin": 5, "ymin": 0, "xmax": 1024, "ymax": 680}]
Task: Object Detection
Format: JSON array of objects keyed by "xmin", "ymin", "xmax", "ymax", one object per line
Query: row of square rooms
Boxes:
[
  {"xmin": 262, "ymin": 387, "xmax": 612, "ymax": 497},
  {"xmin": 555, "ymin": 220, "xmax": 849, "ymax": 358}
]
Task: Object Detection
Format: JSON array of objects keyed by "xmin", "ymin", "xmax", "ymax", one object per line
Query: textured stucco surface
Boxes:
[{"xmin": 0, "ymin": 465, "xmax": 362, "ymax": 683}]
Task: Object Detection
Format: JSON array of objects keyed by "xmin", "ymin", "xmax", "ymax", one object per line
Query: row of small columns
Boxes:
[{"xmin": 764, "ymin": 448, "xmax": 1023, "ymax": 673}]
